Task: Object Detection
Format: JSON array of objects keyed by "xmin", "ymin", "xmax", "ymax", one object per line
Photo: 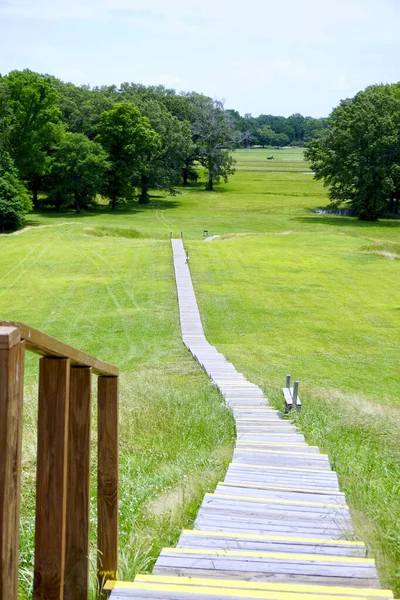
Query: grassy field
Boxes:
[
  {"xmin": 0, "ymin": 229, "xmax": 235, "ymax": 597},
  {"xmin": 1, "ymin": 147, "xmax": 400, "ymax": 595}
]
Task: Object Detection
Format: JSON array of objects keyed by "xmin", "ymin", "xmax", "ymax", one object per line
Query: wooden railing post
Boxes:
[
  {"xmin": 0, "ymin": 327, "xmax": 25, "ymax": 600},
  {"xmin": 97, "ymin": 376, "xmax": 119, "ymax": 588},
  {"xmin": 64, "ymin": 367, "xmax": 92, "ymax": 600},
  {"xmin": 34, "ymin": 357, "xmax": 70, "ymax": 600}
]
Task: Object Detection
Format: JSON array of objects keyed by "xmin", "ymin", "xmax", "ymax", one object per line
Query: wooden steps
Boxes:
[{"xmin": 105, "ymin": 239, "xmax": 391, "ymax": 599}]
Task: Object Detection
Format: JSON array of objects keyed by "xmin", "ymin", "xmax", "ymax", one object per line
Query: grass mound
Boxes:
[
  {"xmin": 83, "ymin": 226, "xmax": 150, "ymax": 239},
  {"xmin": 361, "ymin": 241, "xmax": 400, "ymax": 259}
]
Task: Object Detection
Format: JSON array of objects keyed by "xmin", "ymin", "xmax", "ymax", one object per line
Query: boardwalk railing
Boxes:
[{"xmin": 0, "ymin": 321, "xmax": 119, "ymax": 600}]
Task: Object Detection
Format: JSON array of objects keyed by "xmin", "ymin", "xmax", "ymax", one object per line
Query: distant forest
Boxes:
[{"xmin": 0, "ymin": 69, "xmax": 327, "ymax": 230}]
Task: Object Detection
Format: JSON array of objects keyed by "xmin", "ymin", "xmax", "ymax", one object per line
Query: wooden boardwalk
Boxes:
[{"xmin": 105, "ymin": 240, "xmax": 392, "ymax": 600}]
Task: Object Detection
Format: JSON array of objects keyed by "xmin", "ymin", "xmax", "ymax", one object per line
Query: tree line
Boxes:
[
  {"xmin": 227, "ymin": 110, "xmax": 327, "ymax": 148},
  {"xmin": 2, "ymin": 69, "xmax": 396, "ymax": 229},
  {"xmin": 0, "ymin": 69, "xmax": 325, "ymax": 231}
]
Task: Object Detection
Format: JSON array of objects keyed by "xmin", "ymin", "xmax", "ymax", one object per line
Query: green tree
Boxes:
[
  {"xmin": 45, "ymin": 133, "xmax": 109, "ymax": 211},
  {"xmin": 191, "ymin": 98, "xmax": 236, "ymax": 191},
  {"xmin": 0, "ymin": 151, "xmax": 32, "ymax": 231},
  {"xmin": 257, "ymin": 125, "xmax": 275, "ymax": 147},
  {"xmin": 4, "ymin": 70, "xmax": 63, "ymax": 205},
  {"xmin": 96, "ymin": 103, "xmax": 161, "ymax": 209},
  {"xmin": 51, "ymin": 79, "xmax": 117, "ymax": 139},
  {"xmin": 132, "ymin": 99, "xmax": 193, "ymax": 203},
  {"xmin": 271, "ymin": 132, "xmax": 290, "ymax": 148},
  {"xmin": 305, "ymin": 83, "xmax": 400, "ymax": 220}
]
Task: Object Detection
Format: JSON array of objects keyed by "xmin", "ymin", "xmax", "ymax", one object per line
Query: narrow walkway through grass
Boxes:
[{"xmin": 105, "ymin": 240, "xmax": 392, "ymax": 600}]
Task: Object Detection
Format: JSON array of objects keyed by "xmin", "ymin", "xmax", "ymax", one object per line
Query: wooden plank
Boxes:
[
  {"xmin": 0, "ymin": 329, "xmax": 25, "ymax": 600},
  {"xmin": 34, "ymin": 357, "xmax": 70, "ymax": 600},
  {"xmin": 151, "ymin": 564, "xmax": 381, "ymax": 588},
  {"xmin": 162, "ymin": 547, "xmax": 372, "ymax": 565},
  {"xmin": 154, "ymin": 555, "xmax": 378, "ymax": 580},
  {"xmin": 230, "ymin": 463, "xmax": 334, "ymax": 474},
  {"xmin": 64, "ymin": 367, "xmax": 92, "ymax": 600},
  {"xmin": 134, "ymin": 574, "xmax": 393, "ymax": 597},
  {"xmin": 0, "ymin": 321, "xmax": 118, "ymax": 376},
  {"xmin": 98, "ymin": 376, "xmax": 119, "ymax": 586},
  {"xmin": 199, "ymin": 500, "xmax": 351, "ymax": 521},
  {"xmin": 177, "ymin": 537, "xmax": 365, "ymax": 558},
  {"xmin": 196, "ymin": 509, "xmax": 351, "ymax": 531},
  {"xmin": 106, "ymin": 581, "xmax": 386, "ymax": 599},
  {"xmin": 194, "ymin": 517, "xmax": 353, "ymax": 538},
  {"xmin": 218, "ymin": 482, "xmax": 345, "ymax": 497},
  {"xmin": 181, "ymin": 530, "xmax": 363, "ymax": 548},
  {"xmin": 208, "ymin": 492, "xmax": 348, "ymax": 509},
  {"xmin": 233, "ymin": 449, "xmax": 327, "ymax": 458}
]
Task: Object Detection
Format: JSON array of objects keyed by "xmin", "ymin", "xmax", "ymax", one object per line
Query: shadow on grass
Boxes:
[
  {"xmin": 31, "ymin": 197, "xmax": 183, "ymax": 221},
  {"xmin": 295, "ymin": 215, "xmax": 400, "ymax": 229},
  {"xmin": 181, "ymin": 181, "xmax": 233, "ymax": 194}
]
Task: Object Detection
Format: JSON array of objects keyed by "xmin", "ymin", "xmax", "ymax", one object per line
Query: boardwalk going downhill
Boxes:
[{"xmin": 105, "ymin": 239, "xmax": 392, "ymax": 599}]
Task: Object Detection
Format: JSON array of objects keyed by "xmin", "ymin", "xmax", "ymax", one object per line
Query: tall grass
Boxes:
[{"xmin": 2, "ymin": 148, "xmax": 399, "ymax": 594}]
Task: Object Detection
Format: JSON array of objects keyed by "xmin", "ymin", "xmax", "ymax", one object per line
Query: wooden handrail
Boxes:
[
  {"xmin": 0, "ymin": 321, "xmax": 119, "ymax": 376},
  {"xmin": 0, "ymin": 323, "xmax": 119, "ymax": 600}
]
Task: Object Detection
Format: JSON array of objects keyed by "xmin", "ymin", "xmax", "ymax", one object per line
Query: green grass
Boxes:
[
  {"xmin": 0, "ymin": 229, "xmax": 235, "ymax": 598},
  {"xmin": 2, "ymin": 147, "xmax": 400, "ymax": 594}
]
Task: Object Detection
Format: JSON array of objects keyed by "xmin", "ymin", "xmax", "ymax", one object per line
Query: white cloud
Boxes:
[
  {"xmin": 1, "ymin": 0, "xmax": 399, "ymax": 116},
  {"xmin": 2, "ymin": 0, "xmax": 399, "ymax": 46}
]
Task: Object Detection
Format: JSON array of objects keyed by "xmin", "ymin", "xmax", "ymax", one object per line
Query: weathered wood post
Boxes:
[
  {"xmin": 292, "ymin": 380, "xmax": 299, "ymax": 410},
  {"xmin": 34, "ymin": 357, "xmax": 70, "ymax": 600},
  {"xmin": 97, "ymin": 376, "xmax": 119, "ymax": 588},
  {"xmin": 0, "ymin": 326, "xmax": 25, "ymax": 600},
  {"xmin": 64, "ymin": 366, "xmax": 92, "ymax": 600}
]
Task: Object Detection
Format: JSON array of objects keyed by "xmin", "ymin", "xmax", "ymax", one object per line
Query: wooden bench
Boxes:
[{"xmin": 282, "ymin": 374, "xmax": 301, "ymax": 412}]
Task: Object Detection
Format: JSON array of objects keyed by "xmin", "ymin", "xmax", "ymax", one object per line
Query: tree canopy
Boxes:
[
  {"xmin": 4, "ymin": 69, "xmax": 63, "ymax": 203},
  {"xmin": 191, "ymin": 97, "xmax": 236, "ymax": 191},
  {"xmin": 0, "ymin": 150, "xmax": 32, "ymax": 231},
  {"xmin": 305, "ymin": 83, "xmax": 400, "ymax": 220},
  {"xmin": 0, "ymin": 68, "xmax": 329, "ymax": 230},
  {"xmin": 45, "ymin": 132, "xmax": 109, "ymax": 211},
  {"xmin": 96, "ymin": 103, "xmax": 161, "ymax": 209}
]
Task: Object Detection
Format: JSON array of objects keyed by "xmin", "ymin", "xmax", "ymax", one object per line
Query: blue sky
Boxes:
[{"xmin": 1, "ymin": 0, "xmax": 399, "ymax": 117}]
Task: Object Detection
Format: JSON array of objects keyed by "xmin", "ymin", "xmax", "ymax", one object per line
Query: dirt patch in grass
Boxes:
[
  {"xmin": 361, "ymin": 241, "xmax": 400, "ymax": 260},
  {"xmin": 147, "ymin": 445, "xmax": 232, "ymax": 519}
]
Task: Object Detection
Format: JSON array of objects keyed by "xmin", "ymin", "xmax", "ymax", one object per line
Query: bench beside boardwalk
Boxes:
[{"xmin": 105, "ymin": 239, "xmax": 392, "ymax": 600}]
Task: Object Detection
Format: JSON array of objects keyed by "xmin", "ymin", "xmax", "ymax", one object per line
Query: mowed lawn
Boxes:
[
  {"xmin": 186, "ymin": 150, "xmax": 400, "ymax": 592},
  {"xmin": 0, "ymin": 228, "xmax": 235, "ymax": 597},
  {"xmin": 1, "ymin": 147, "xmax": 400, "ymax": 594}
]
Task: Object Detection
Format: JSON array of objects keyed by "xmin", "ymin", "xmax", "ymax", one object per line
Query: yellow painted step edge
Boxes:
[
  {"xmin": 235, "ymin": 448, "xmax": 328, "ymax": 457},
  {"xmin": 206, "ymin": 492, "xmax": 348, "ymax": 509},
  {"xmin": 236, "ymin": 427, "xmax": 298, "ymax": 430},
  {"xmin": 183, "ymin": 529, "xmax": 364, "ymax": 546},
  {"xmin": 220, "ymin": 481, "xmax": 345, "ymax": 496},
  {"xmin": 235, "ymin": 442, "xmax": 317, "ymax": 447},
  {"xmin": 105, "ymin": 581, "xmax": 386, "ymax": 600},
  {"xmin": 163, "ymin": 547, "xmax": 374, "ymax": 563},
  {"xmin": 232, "ymin": 463, "xmax": 333, "ymax": 473},
  {"xmin": 236, "ymin": 418, "xmax": 293, "ymax": 422},
  {"xmin": 235, "ymin": 431, "xmax": 301, "ymax": 435},
  {"xmin": 105, "ymin": 576, "xmax": 392, "ymax": 598}
]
